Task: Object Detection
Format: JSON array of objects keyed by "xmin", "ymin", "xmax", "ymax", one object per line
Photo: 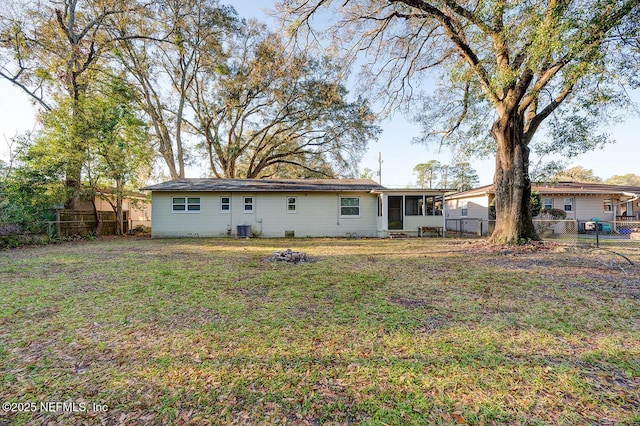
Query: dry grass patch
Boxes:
[{"xmin": 0, "ymin": 237, "xmax": 638, "ymax": 424}]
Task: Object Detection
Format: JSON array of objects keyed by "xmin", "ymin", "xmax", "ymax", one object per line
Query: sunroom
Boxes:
[{"xmin": 373, "ymin": 189, "xmax": 449, "ymax": 237}]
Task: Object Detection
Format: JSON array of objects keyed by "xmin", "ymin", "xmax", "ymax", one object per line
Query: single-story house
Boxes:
[
  {"xmin": 141, "ymin": 178, "xmax": 449, "ymax": 238},
  {"xmin": 445, "ymin": 181, "xmax": 640, "ymax": 235}
]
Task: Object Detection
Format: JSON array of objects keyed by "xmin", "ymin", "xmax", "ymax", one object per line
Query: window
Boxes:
[
  {"xmin": 287, "ymin": 197, "xmax": 296, "ymax": 213},
  {"xmin": 564, "ymin": 197, "xmax": 573, "ymax": 212},
  {"xmin": 243, "ymin": 197, "xmax": 253, "ymax": 213},
  {"xmin": 340, "ymin": 197, "xmax": 360, "ymax": 217},
  {"xmin": 433, "ymin": 198, "xmax": 443, "ymax": 216},
  {"xmin": 405, "ymin": 196, "xmax": 423, "ymax": 216},
  {"xmin": 423, "ymin": 196, "xmax": 441, "ymax": 216},
  {"xmin": 543, "ymin": 198, "xmax": 553, "ymax": 210},
  {"xmin": 461, "ymin": 200, "xmax": 468, "ymax": 217},
  {"xmin": 172, "ymin": 197, "xmax": 200, "ymax": 212},
  {"xmin": 603, "ymin": 199, "xmax": 612, "ymax": 212},
  {"xmin": 220, "ymin": 196, "xmax": 230, "ymax": 213}
]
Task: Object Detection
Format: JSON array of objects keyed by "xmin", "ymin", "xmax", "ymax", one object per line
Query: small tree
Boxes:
[
  {"xmin": 82, "ymin": 80, "xmax": 154, "ymax": 235},
  {"xmin": 0, "ymin": 134, "xmax": 66, "ymax": 232},
  {"xmin": 530, "ymin": 192, "xmax": 542, "ymax": 218},
  {"xmin": 413, "ymin": 160, "xmax": 440, "ymax": 188},
  {"xmin": 606, "ymin": 174, "xmax": 640, "ymax": 186},
  {"xmin": 555, "ymin": 166, "xmax": 602, "ymax": 183},
  {"xmin": 450, "ymin": 162, "xmax": 479, "ymax": 192}
]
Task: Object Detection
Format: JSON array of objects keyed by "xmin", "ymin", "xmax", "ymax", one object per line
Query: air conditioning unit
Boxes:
[{"xmin": 584, "ymin": 221, "xmax": 596, "ymax": 231}]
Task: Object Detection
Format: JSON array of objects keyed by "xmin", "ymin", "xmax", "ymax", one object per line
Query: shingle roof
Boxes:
[
  {"xmin": 141, "ymin": 178, "xmax": 385, "ymax": 192},
  {"xmin": 533, "ymin": 181, "xmax": 640, "ymax": 195},
  {"xmin": 446, "ymin": 181, "xmax": 640, "ymax": 199}
]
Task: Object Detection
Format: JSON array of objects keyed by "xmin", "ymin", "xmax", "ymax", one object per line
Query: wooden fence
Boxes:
[{"xmin": 52, "ymin": 210, "xmax": 119, "ymax": 237}]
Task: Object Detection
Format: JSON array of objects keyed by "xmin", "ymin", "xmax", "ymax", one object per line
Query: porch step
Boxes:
[{"xmin": 389, "ymin": 232, "xmax": 409, "ymax": 239}]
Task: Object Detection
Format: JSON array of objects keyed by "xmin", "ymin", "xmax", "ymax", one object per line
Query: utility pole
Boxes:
[{"xmin": 377, "ymin": 152, "xmax": 382, "ymax": 185}]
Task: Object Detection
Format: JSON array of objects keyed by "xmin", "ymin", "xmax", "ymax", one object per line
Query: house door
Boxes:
[{"xmin": 388, "ymin": 196, "xmax": 403, "ymax": 230}]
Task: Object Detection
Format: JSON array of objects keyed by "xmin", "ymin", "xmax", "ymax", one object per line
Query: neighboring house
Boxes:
[
  {"xmin": 446, "ymin": 181, "xmax": 640, "ymax": 234},
  {"xmin": 73, "ymin": 192, "xmax": 152, "ymax": 230},
  {"xmin": 141, "ymin": 178, "xmax": 449, "ymax": 238}
]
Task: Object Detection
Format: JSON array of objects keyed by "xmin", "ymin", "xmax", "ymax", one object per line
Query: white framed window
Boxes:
[
  {"xmin": 220, "ymin": 196, "xmax": 230, "ymax": 213},
  {"xmin": 603, "ymin": 199, "xmax": 612, "ymax": 212},
  {"xmin": 461, "ymin": 200, "xmax": 468, "ymax": 217},
  {"xmin": 172, "ymin": 197, "xmax": 200, "ymax": 213},
  {"xmin": 543, "ymin": 198, "xmax": 553, "ymax": 210},
  {"xmin": 243, "ymin": 197, "xmax": 254, "ymax": 213},
  {"xmin": 286, "ymin": 197, "xmax": 297, "ymax": 213},
  {"xmin": 564, "ymin": 197, "xmax": 573, "ymax": 212},
  {"xmin": 340, "ymin": 197, "xmax": 360, "ymax": 217}
]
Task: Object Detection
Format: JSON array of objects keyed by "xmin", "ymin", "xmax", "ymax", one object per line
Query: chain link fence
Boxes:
[{"xmin": 446, "ymin": 218, "xmax": 640, "ymax": 261}]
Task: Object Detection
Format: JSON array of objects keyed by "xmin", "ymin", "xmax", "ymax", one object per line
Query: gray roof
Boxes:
[
  {"xmin": 447, "ymin": 181, "xmax": 640, "ymax": 199},
  {"xmin": 141, "ymin": 178, "xmax": 385, "ymax": 193}
]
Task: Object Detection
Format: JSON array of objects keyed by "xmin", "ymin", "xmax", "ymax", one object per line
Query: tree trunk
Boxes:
[
  {"xmin": 115, "ymin": 180, "xmax": 124, "ymax": 236},
  {"xmin": 64, "ymin": 174, "xmax": 83, "ymax": 210},
  {"xmin": 489, "ymin": 112, "xmax": 538, "ymax": 244},
  {"xmin": 90, "ymin": 196, "xmax": 103, "ymax": 237}
]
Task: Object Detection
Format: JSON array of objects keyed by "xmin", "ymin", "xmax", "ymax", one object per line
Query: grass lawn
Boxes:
[{"xmin": 0, "ymin": 237, "xmax": 638, "ymax": 425}]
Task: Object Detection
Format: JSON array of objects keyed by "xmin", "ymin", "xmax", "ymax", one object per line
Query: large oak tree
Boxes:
[
  {"xmin": 281, "ymin": 0, "xmax": 640, "ymax": 243},
  {"xmin": 190, "ymin": 21, "xmax": 380, "ymax": 178}
]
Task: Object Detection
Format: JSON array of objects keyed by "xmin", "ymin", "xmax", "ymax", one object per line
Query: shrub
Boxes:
[{"xmin": 539, "ymin": 208, "xmax": 567, "ymax": 219}]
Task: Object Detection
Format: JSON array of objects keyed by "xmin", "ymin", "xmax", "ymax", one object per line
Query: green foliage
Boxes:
[
  {"xmin": 606, "ymin": 173, "xmax": 640, "ymax": 186},
  {"xmin": 194, "ymin": 21, "xmax": 380, "ymax": 178},
  {"xmin": 359, "ymin": 167, "xmax": 374, "ymax": 179},
  {"xmin": 530, "ymin": 191, "xmax": 542, "ymax": 218},
  {"xmin": 555, "ymin": 166, "xmax": 603, "ymax": 183},
  {"xmin": 540, "ymin": 208, "xmax": 567, "ymax": 219},
  {"xmin": 530, "ymin": 160, "xmax": 566, "ymax": 183},
  {"xmin": 0, "ymin": 135, "xmax": 63, "ymax": 232},
  {"xmin": 282, "ymin": 0, "xmax": 639, "ymax": 243},
  {"xmin": 449, "ymin": 162, "xmax": 480, "ymax": 191},
  {"xmin": 82, "ymin": 77, "xmax": 154, "ymax": 190},
  {"xmin": 413, "ymin": 160, "xmax": 440, "ymax": 188}
]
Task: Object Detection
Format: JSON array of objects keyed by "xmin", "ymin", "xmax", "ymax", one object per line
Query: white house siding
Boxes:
[
  {"xmin": 574, "ymin": 195, "xmax": 614, "ymax": 221},
  {"xmin": 444, "ymin": 194, "xmax": 491, "ymax": 235},
  {"xmin": 445, "ymin": 194, "xmax": 490, "ymax": 220},
  {"xmin": 539, "ymin": 195, "xmax": 613, "ymax": 222},
  {"xmin": 151, "ymin": 191, "xmax": 379, "ymax": 238}
]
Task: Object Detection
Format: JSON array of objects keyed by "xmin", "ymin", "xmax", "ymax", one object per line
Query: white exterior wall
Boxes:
[
  {"xmin": 445, "ymin": 194, "xmax": 490, "ymax": 235},
  {"xmin": 539, "ymin": 195, "xmax": 613, "ymax": 221},
  {"xmin": 445, "ymin": 195, "xmax": 490, "ymax": 220},
  {"xmin": 151, "ymin": 191, "xmax": 379, "ymax": 238}
]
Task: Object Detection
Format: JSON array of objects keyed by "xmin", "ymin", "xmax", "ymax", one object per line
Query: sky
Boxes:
[{"xmin": 1, "ymin": 0, "xmax": 638, "ymax": 188}]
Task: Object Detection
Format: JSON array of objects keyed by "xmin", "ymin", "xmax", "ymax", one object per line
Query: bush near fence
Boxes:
[{"xmin": 0, "ymin": 222, "xmax": 50, "ymax": 249}]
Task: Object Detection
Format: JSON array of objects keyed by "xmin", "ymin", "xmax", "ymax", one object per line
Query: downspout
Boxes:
[{"xmin": 336, "ymin": 193, "xmax": 340, "ymax": 225}]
